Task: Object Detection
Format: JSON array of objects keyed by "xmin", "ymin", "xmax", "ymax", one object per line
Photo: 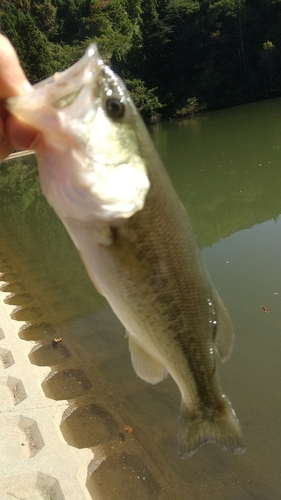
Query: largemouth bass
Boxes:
[{"xmin": 6, "ymin": 45, "xmax": 245, "ymax": 458}]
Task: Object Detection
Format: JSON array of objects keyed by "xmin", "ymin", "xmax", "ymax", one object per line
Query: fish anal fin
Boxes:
[
  {"xmin": 128, "ymin": 334, "xmax": 168, "ymax": 385},
  {"xmin": 176, "ymin": 399, "xmax": 245, "ymax": 459},
  {"xmin": 213, "ymin": 290, "xmax": 234, "ymax": 363}
]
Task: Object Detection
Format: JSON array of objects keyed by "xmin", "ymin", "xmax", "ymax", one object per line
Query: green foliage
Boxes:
[
  {"xmin": 262, "ymin": 40, "xmax": 275, "ymax": 52},
  {"xmin": 259, "ymin": 40, "xmax": 278, "ymax": 93},
  {"xmin": 175, "ymin": 97, "xmax": 206, "ymax": 118},
  {"xmin": 30, "ymin": 0, "xmax": 58, "ymax": 39},
  {"xmin": 1, "ymin": 0, "xmax": 281, "ymax": 117},
  {"xmin": 0, "ymin": 156, "xmax": 40, "ymax": 213},
  {"xmin": 125, "ymin": 78, "xmax": 164, "ymax": 122},
  {"xmin": 0, "ymin": 0, "xmax": 57, "ymax": 81},
  {"xmin": 49, "ymin": 42, "xmax": 85, "ymax": 72}
]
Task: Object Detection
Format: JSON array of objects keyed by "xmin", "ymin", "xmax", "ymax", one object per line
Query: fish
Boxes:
[{"xmin": 6, "ymin": 44, "xmax": 245, "ymax": 459}]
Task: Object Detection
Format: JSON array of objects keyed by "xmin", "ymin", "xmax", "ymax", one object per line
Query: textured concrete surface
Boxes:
[
  {"xmin": 0, "ymin": 292, "xmax": 93, "ymax": 500},
  {"xmin": 0, "ymin": 267, "xmax": 170, "ymax": 500},
  {"xmin": 0, "ymin": 241, "xmax": 175, "ymax": 500}
]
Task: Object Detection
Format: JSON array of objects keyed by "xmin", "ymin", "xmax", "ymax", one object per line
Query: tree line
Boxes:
[{"xmin": 1, "ymin": 0, "xmax": 281, "ymax": 121}]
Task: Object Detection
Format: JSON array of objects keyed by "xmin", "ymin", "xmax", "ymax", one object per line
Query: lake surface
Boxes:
[{"xmin": 0, "ymin": 98, "xmax": 280, "ymax": 499}]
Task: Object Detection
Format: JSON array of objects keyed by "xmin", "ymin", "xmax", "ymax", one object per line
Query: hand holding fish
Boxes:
[{"xmin": 0, "ymin": 35, "xmax": 36, "ymax": 159}]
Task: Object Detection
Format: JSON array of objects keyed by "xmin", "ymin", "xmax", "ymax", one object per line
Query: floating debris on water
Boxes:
[
  {"xmin": 52, "ymin": 337, "xmax": 63, "ymax": 346},
  {"xmin": 124, "ymin": 425, "xmax": 133, "ymax": 434}
]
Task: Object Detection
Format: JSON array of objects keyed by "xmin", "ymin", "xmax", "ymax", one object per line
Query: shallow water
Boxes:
[{"xmin": 0, "ymin": 98, "xmax": 280, "ymax": 499}]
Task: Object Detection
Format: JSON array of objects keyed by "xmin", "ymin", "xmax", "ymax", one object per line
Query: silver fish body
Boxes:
[{"xmin": 6, "ymin": 45, "xmax": 245, "ymax": 458}]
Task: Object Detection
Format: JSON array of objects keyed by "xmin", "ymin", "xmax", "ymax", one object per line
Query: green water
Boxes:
[{"xmin": 0, "ymin": 99, "xmax": 280, "ymax": 499}]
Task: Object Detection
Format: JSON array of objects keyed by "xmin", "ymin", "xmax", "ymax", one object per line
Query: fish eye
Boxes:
[{"xmin": 105, "ymin": 98, "xmax": 125, "ymax": 119}]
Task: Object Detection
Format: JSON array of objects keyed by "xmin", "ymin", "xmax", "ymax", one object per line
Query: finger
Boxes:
[
  {"xmin": 6, "ymin": 115, "xmax": 37, "ymax": 152},
  {"xmin": 0, "ymin": 35, "xmax": 35, "ymax": 159},
  {"xmin": 0, "ymin": 34, "xmax": 32, "ymax": 98}
]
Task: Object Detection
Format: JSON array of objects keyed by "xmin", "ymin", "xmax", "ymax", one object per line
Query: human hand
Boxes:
[{"xmin": 0, "ymin": 34, "xmax": 37, "ymax": 160}]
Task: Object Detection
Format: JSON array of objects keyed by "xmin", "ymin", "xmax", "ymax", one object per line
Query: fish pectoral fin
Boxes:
[
  {"xmin": 128, "ymin": 334, "xmax": 168, "ymax": 385},
  {"xmin": 213, "ymin": 290, "xmax": 234, "ymax": 363}
]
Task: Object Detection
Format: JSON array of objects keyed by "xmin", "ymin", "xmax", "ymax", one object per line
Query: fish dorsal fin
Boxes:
[
  {"xmin": 128, "ymin": 334, "xmax": 168, "ymax": 385},
  {"xmin": 213, "ymin": 290, "xmax": 234, "ymax": 363}
]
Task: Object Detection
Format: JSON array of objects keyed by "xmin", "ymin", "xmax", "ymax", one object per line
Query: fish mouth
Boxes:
[
  {"xmin": 5, "ymin": 44, "xmax": 150, "ymax": 223},
  {"xmin": 5, "ymin": 44, "xmax": 103, "ymax": 129}
]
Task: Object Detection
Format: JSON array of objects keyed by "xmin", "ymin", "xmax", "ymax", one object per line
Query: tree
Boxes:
[
  {"xmin": 125, "ymin": 78, "xmax": 163, "ymax": 122},
  {"xmin": 260, "ymin": 41, "xmax": 278, "ymax": 92},
  {"xmin": 0, "ymin": 1, "xmax": 55, "ymax": 81},
  {"xmin": 30, "ymin": 0, "xmax": 58, "ymax": 39}
]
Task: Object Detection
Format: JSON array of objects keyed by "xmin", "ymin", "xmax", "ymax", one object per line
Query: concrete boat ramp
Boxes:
[{"xmin": 0, "ymin": 292, "xmax": 93, "ymax": 500}]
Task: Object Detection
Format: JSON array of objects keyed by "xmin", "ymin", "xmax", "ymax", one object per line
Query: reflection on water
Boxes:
[
  {"xmin": 151, "ymin": 98, "xmax": 281, "ymax": 248},
  {"xmin": 0, "ymin": 99, "xmax": 280, "ymax": 499}
]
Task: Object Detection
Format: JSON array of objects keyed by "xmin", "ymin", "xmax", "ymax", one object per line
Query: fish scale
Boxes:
[{"xmin": 6, "ymin": 44, "xmax": 245, "ymax": 459}]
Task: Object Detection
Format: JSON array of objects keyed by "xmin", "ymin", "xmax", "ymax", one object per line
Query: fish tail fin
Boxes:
[{"xmin": 176, "ymin": 399, "xmax": 245, "ymax": 459}]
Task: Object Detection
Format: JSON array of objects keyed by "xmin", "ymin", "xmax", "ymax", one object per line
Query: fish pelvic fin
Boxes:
[
  {"xmin": 128, "ymin": 334, "xmax": 168, "ymax": 385},
  {"xmin": 213, "ymin": 289, "xmax": 234, "ymax": 363},
  {"xmin": 176, "ymin": 399, "xmax": 245, "ymax": 459}
]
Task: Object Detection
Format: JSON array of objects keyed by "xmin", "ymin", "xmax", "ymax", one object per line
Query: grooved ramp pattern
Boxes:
[
  {"xmin": 0, "ymin": 254, "xmax": 175, "ymax": 500},
  {"xmin": 0, "ymin": 472, "xmax": 65, "ymax": 500},
  {"xmin": 0, "ymin": 294, "xmax": 93, "ymax": 500}
]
